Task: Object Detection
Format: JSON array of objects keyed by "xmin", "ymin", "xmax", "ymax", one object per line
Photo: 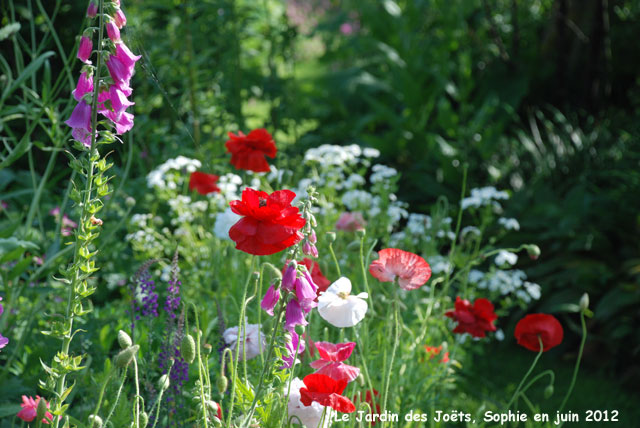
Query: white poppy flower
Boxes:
[
  {"xmin": 318, "ymin": 277, "xmax": 368, "ymax": 328},
  {"xmin": 223, "ymin": 321, "xmax": 266, "ymax": 360},
  {"xmin": 287, "ymin": 377, "xmax": 334, "ymax": 428}
]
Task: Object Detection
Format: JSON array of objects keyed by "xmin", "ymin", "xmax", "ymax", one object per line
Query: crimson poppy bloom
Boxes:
[
  {"xmin": 445, "ymin": 296, "xmax": 497, "ymax": 338},
  {"xmin": 514, "ymin": 313, "xmax": 564, "ymax": 352},
  {"xmin": 310, "ymin": 341, "xmax": 360, "ymax": 382},
  {"xmin": 229, "ymin": 188, "xmax": 305, "ymax": 256},
  {"xmin": 369, "ymin": 248, "xmax": 431, "ymax": 290},
  {"xmin": 225, "ymin": 128, "xmax": 277, "ymax": 173},
  {"xmin": 300, "ymin": 373, "xmax": 356, "ymax": 413},
  {"xmin": 189, "ymin": 171, "xmax": 220, "ymax": 195},
  {"xmin": 353, "ymin": 389, "xmax": 381, "ymax": 426}
]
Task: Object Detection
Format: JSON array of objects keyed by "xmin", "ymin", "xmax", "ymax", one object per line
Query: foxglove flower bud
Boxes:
[
  {"xmin": 302, "ymin": 241, "xmax": 312, "ymax": 256},
  {"xmin": 282, "ymin": 261, "xmax": 297, "ymax": 292},
  {"xmin": 309, "ymin": 230, "xmax": 317, "ymax": 244},
  {"xmin": 260, "ymin": 284, "xmax": 280, "ymax": 316},
  {"xmin": 106, "ymin": 21, "xmax": 120, "ymax": 43},
  {"xmin": 86, "ymin": 2, "xmax": 98, "ymax": 18},
  {"xmin": 78, "ymin": 36, "xmax": 92, "ymax": 64},
  {"xmin": 114, "ymin": 9, "xmax": 127, "ymax": 28}
]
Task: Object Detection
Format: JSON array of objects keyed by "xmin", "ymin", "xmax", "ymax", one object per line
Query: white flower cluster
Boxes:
[
  {"xmin": 494, "ymin": 250, "xmax": 518, "ymax": 267},
  {"xmin": 498, "ymin": 217, "xmax": 520, "ymax": 231},
  {"xmin": 304, "ymin": 144, "xmax": 379, "ymax": 166},
  {"xmin": 125, "ymin": 214, "xmax": 165, "ymax": 257},
  {"xmin": 370, "ymin": 164, "xmax": 398, "ymax": 184},
  {"xmin": 208, "ymin": 173, "xmax": 244, "ymax": 210},
  {"xmin": 167, "ymin": 195, "xmax": 208, "ymax": 226},
  {"xmin": 146, "ymin": 156, "xmax": 201, "ymax": 190},
  {"xmin": 461, "ymin": 186, "xmax": 509, "ymax": 210},
  {"xmin": 468, "ymin": 268, "xmax": 541, "ymax": 303}
]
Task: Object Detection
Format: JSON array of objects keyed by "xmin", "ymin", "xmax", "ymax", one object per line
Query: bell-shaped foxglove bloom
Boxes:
[
  {"xmin": 260, "ymin": 284, "xmax": 280, "ymax": 316},
  {"xmin": 106, "ymin": 21, "xmax": 120, "ymax": 42},
  {"xmin": 78, "ymin": 36, "xmax": 92, "ymax": 64},
  {"xmin": 114, "ymin": 9, "xmax": 127, "ymax": 28},
  {"xmin": 285, "ymin": 299, "xmax": 308, "ymax": 332},
  {"xmin": 86, "ymin": 1, "xmax": 97, "ymax": 18},
  {"xmin": 65, "ymin": 100, "xmax": 93, "ymax": 146},
  {"xmin": 282, "ymin": 261, "xmax": 297, "ymax": 292},
  {"xmin": 72, "ymin": 71, "xmax": 93, "ymax": 101},
  {"xmin": 107, "ymin": 85, "xmax": 134, "ymax": 120},
  {"xmin": 281, "ymin": 331, "xmax": 305, "ymax": 369}
]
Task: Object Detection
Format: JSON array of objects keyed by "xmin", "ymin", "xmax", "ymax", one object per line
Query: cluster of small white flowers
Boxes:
[
  {"xmin": 304, "ymin": 144, "xmax": 363, "ymax": 166},
  {"xmin": 130, "ymin": 213, "xmax": 153, "ymax": 229},
  {"xmin": 387, "ymin": 203, "xmax": 409, "ymax": 225},
  {"xmin": 498, "ymin": 217, "xmax": 520, "ymax": 231},
  {"xmin": 407, "ymin": 213, "xmax": 432, "ymax": 234},
  {"xmin": 429, "ymin": 255, "xmax": 452, "ymax": 275},
  {"xmin": 146, "ymin": 156, "xmax": 201, "ymax": 190},
  {"xmin": 343, "ymin": 173, "xmax": 366, "ymax": 189},
  {"xmin": 461, "ymin": 226, "xmax": 481, "ymax": 237},
  {"xmin": 167, "ymin": 195, "xmax": 208, "ymax": 226},
  {"xmin": 125, "ymin": 218, "xmax": 165, "ymax": 256},
  {"xmin": 342, "ymin": 190, "xmax": 374, "ymax": 210},
  {"xmin": 461, "ymin": 186, "xmax": 509, "ymax": 210},
  {"xmin": 214, "ymin": 207, "xmax": 241, "ymax": 241},
  {"xmin": 370, "ymin": 164, "xmax": 398, "ymax": 184},
  {"xmin": 494, "ymin": 250, "xmax": 518, "ymax": 266},
  {"xmin": 209, "ymin": 173, "xmax": 243, "ymax": 210},
  {"xmin": 469, "ymin": 268, "xmax": 541, "ymax": 303}
]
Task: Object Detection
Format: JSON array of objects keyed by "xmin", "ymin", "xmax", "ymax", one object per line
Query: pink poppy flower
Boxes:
[
  {"xmin": 369, "ymin": 248, "xmax": 431, "ymax": 290},
  {"xmin": 335, "ymin": 212, "xmax": 366, "ymax": 232},
  {"xmin": 310, "ymin": 341, "xmax": 360, "ymax": 382}
]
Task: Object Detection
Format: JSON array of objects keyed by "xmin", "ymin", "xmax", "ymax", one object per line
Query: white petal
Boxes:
[
  {"xmin": 326, "ymin": 276, "xmax": 352, "ymax": 295},
  {"xmin": 318, "ymin": 294, "xmax": 368, "ymax": 328}
]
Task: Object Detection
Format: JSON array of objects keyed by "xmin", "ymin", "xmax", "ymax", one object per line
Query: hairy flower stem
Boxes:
[
  {"xmin": 506, "ymin": 337, "xmax": 544, "ymax": 409},
  {"xmin": 558, "ymin": 311, "xmax": 587, "ymax": 417},
  {"xmin": 150, "ymin": 386, "xmax": 167, "ymax": 428},
  {"xmin": 353, "ymin": 327, "xmax": 377, "ymax": 419},
  {"xmin": 104, "ymin": 367, "xmax": 128, "ymax": 428},
  {"xmin": 382, "ymin": 292, "xmax": 400, "ymax": 425},
  {"xmin": 226, "ymin": 255, "xmax": 255, "ymax": 427},
  {"xmin": 52, "ymin": 2, "xmax": 105, "ymax": 425},
  {"xmin": 91, "ymin": 364, "xmax": 114, "ymax": 422},
  {"xmin": 328, "ymin": 241, "xmax": 341, "ymax": 277},
  {"xmin": 240, "ymin": 301, "xmax": 285, "ymax": 427},
  {"xmin": 191, "ymin": 303, "xmax": 209, "ymax": 428},
  {"xmin": 358, "ymin": 235, "xmax": 374, "ymax": 314},
  {"xmin": 133, "ymin": 357, "xmax": 141, "ymax": 428},
  {"xmin": 280, "ymin": 336, "xmax": 302, "ymax": 426}
]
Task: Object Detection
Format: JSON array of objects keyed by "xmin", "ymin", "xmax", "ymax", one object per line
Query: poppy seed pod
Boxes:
[
  {"xmin": 181, "ymin": 334, "xmax": 196, "ymax": 364},
  {"xmin": 325, "ymin": 231, "xmax": 336, "ymax": 243},
  {"xmin": 114, "ymin": 345, "xmax": 139, "ymax": 368},
  {"xmin": 117, "ymin": 330, "xmax": 132, "ymax": 349}
]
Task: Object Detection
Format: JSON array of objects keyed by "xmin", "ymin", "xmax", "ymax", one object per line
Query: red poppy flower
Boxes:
[
  {"xmin": 445, "ymin": 296, "xmax": 497, "ymax": 338},
  {"xmin": 300, "ymin": 373, "xmax": 356, "ymax": 413},
  {"xmin": 189, "ymin": 171, "xmax": 220, "ymax": 195},
  {"xmin": 229, "ymin": 188, "xmax": 305, "ymax": 256},
  {"xmin": 514, "ymin": 313, "xmax": 564, "ymax": 352},
  {"xmin": 369, "ymin": 248, "xmax": 431, "ymax": 290},
  {"xmin": 225, "ymin": 128, "xmax": 277, "ymax": 173},
  {"xmin": 309, "ymin": 341, "xmax": 360, "ymax": 382},
  {"xmin": 300, "ymin": 258, "xmax": 331, "ymax": 295},
  {"xmin": 353, "ymin": 389, "xmax": 381, "ymax": 426}
]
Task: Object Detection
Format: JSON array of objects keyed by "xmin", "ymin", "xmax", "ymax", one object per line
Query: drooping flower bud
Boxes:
[
  {"xmin": 117, "ymin": 330, "xmax": 132, "ymax": 349},
  {"xmin": 282, "ymin": 261, "xmax": 297, "ymax": 292},
  {"xmin": 139, "ymin": 411, "xmax": 149, "ymax": 428},
  {"xmin": 260, "ymin": 284, "xmax": 280, "ymax": 316},
  {"xmin": 114, "ymin": 9, "xmax": 127, "ymax": 28},
  {"xmin": 309, "ymin": 230, "xmax": 317, "ymax": 244},
  {"xmin": 181, "ymin": 334, "xmax": 196, "ymax": 364},
  {"xmin": 544, "ymin": 384, "xmax": 554, "ymax": 398},
  {"xmin": 326, "ymin": 231, "xmax": 336, "ymax": 242},
  {"xmin": 78, "ymin": 36, "xmax": 93, "ymax": 64},
  {"xmin": 356, "ymin": 228, "xmax": 366, "ymax": 238},
  {"xmin": 88, "ymin": 414, "xmax": 103, "ymax": 428},
  {"xmin": 114, "ymin": 345, "xmax": 139, "ymax": 368},
  {"xmin": 294, "ymin": 324, "xmax": 305, "ymax": 335},
  {"xmin": 106, "ymin": 21, "xmax": 121, "ymax": 43},
  {"xmin": 579, "ymin": 293, "xmax": 589, "ymax": 312},
  {"xmin": 525, "ymin": 244, "xmax": 541, "ymax": 260},
  {"xmin": 302, "ymin": 241, "xmax": 312, "ymax": 256},
  {"xmin": 216, "ymin": 375, "xmax": 228, "ymax": 394},
  {"xmin": 86, "ymin": 1, "xmax": 98, "ymax": 18},
  {"xmin": 158, "ymin": 374, "xmax": 170, "ymax": 391}
]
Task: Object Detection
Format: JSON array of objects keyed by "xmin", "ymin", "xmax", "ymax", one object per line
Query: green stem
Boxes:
[
  {"xmin": 506, "ymin": 337, "xmax": 544, "ymax": 409},
  {"xmin": 103, "ymin": 367, "xmax": 128, "ymax": 428},
  {"xmin": 133, "ymin": 357, "xmax": 141, "ymax": 428},
  {"xmin": 353, "ymin": 327, "xmax": 377, "ymax": 422},
  {"xmin": 240, "ymin": 300, "xmax": 286, "ymax": 427},
  {"xmin": 149, "ymin": 387, "xmax": 166, "ymax": 428},
  {"xmin": 558, "ymin": 312, "xmax": 587, "ymax": 414},
  {"xmin": 381, "ymin": 292, "xmax": 400, "ymax": 425},
  {"xmin": 359, "ymin": 234, "xmax": 374, "ymax": 314},
  {"xmin": 328, "ymin": 241, "xmax": 341, "ymax": 277},
  {"xmin": 192, "ymin": 303, "xmax": 209, "ymax": 428},
  {"xmin": 90, "ymin": 365, "xmax": 114, "ymax": 423}
]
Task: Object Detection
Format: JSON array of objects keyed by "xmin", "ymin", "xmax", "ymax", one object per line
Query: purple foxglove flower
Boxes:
[
  {"xmin": 112, "ymin": 111, "xmax": 134, "ymax": 134},
  {"xmin": 86, "ymin": 1, "xmax": 97, "ymax": 18},
  {"xmin": 285, "ymin": 299, "xmax": 307, "ymax": 332},
  {"xmin": 78, "ymin": 36, "xmax": 92, "ymax": 64},
  {"xmin": 282, "ymin": 261, "xmax": 297, "ymax": 292},
  {"xmin": 299, "ymin": 297, "xmax": 317, "ymax": 314},
  {"xmin": 309, "ymin": 230, "xmax": 317, "ymax": 244},
  {"xmin": 115, "ymin": 43, "xmax": 141, "ymax": 69},
  {"xmin": 0, "ymin": 334, "xmax": 8, "ymax": 350},
  {"xmin": 302, "ymin": 241, "xmax": 312, "ymax": 256},
  {"xmin": 310, "ymin": 244, "xmax": 318, "ymax": 258},
  {"xmin": 106, "ymin": 54, "xmax": 133, "ymax": 86},
  {"xmin": 280, "ymin": 332, "xmax": 305, "ymax": 369},
  {"xmin": 72, "ymin": 128, "xmax": 93, "ymax": 147},
  {"xmin": 114, "ymin": 9, "xmax": 127, "ymax": 28},
  {"xmin": 65, "ymin": 100, "xmax": 92, "ymax": 132},
  {"xmin": 295, "ymin": 277, "xmax": 315, "ymax": 304},
  {"xmin": 106, "ymin": 21, "xmax": 121, "ymax": 42},
  {"xmin": 302, "ymin": 269, "xmax": 318, "ymax": 293},
  {"xmin": 260, "ymin": 284, "xmax": 280, "ymax": 316},
  {"xmin": 108, "ymin": 85, "xmax": 134, "ymax": 120},
  {"xmin": 72, "ymin": 71, "xmax": 93, "ymax": 101}
]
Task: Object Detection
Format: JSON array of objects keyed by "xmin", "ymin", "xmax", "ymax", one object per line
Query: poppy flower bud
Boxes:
[
  {"xmin": 140, "ymin": 412, "xmax": 149, "ymax": 428},
  {"xmin": 115, "ymin": 345, "xmax": 139, "ymax": 368},
  {"xmin": 356, "ymin": 228, "xmax": 366, "ymax": 238},
  {"xmin": 86, "ymin": 1, "xmax": 98, "ymax": 18},
  {"xmin": 36, "ymin": 397, "xmax": 48, "ymax": 422},
  {"xmin": 117, "ymin": 330, "xmax": 132, "ymax": 349},
  {"xmin": 525, "ymin": 244, "xmax": 541, "ymax": 260},
  {"xmin": 579, "ymin": 293, "xmax": 589, "ymax": 312},
  {"xmin": 206, "ymin": 400, "xmax": 219, "ymax": 415},
  {"xmin": 125, "ymin": 196, "xmax": 136, "ymax": 207},
  {"xmin": 294, "ymin": 324, "xmax": 305, "ymax": 335},
  {"xmin": 203, "ymin": 343, "xmax": 212, "ymax": 354},
  {"xmin": 181, "ymin": 334, "xmax": 196, "ymax": 364},
  {"xmin": 326, "ymin": 231, "xmax": 336, "ymax": 243},
  {"xmin": 357, "ymin": 373, "xmax": 365, "ymax": 387},
  {"xmin": 212, "ymin": 416, "xmax": 222, "ymax": 427},
  {"xmin": 158, "ymin": 374, "xmax": 170, "ymax": 391},
  {"xmin": 544, "ymin": 384, "xmax": 554, "ymax": 398},
  {"xmin": 282, "ymin": 261, "xmax": 297, "ymax": 292},
  {"xmin": 263, "ymin": 262, "xmax": 283, "ymax": 280},
  {"xmin": 89, "ymin": 415, "xmax": 103, "ymax": 428},
  {"xmin": 217, "ymin": 375, "xmax": 228, "ymax": 394}
]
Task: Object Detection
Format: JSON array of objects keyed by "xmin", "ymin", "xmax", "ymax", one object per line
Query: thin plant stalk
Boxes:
[{"xmin": 506, "ymin": 337, "xmax": 544, "ymax": 409}]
